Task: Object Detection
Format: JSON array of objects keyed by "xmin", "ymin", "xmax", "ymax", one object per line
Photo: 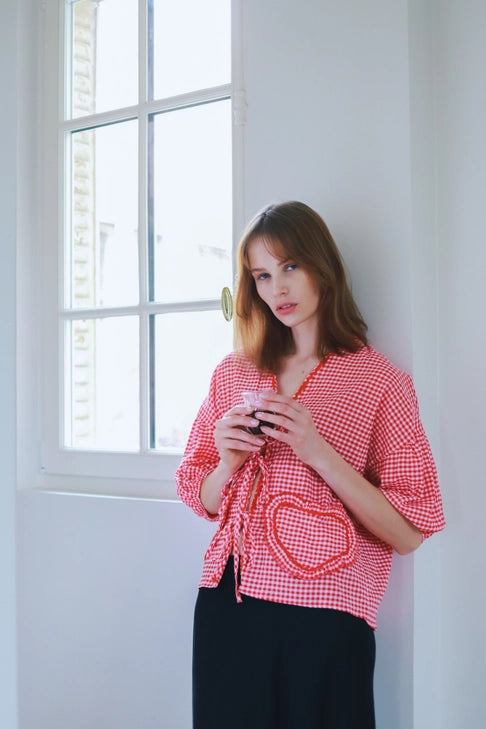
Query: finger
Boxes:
[
  {"xmin": 217, "ymin": 426, "xmax": 266, "ymax": 448},
  {"xmin": 257, "ymin": 394, "xmax": 304, "ymax": 418},
  {"xmin": 223, "ymin": 439, "xmax": 264, "ymax": 452},
  {"xmin": 254, "ymin": 407, "xmax": 300, "ymax": 429},
  {"xmin": 221, "ymin": 405, "xmax": 251, "ymax": 419},
  {"xmin": 259, "ymin": 423, "xmax": 288, "ymax": 441},
  {"xmin": 218, "ymin": 413, "xmax": 262, "ymax": 431}
]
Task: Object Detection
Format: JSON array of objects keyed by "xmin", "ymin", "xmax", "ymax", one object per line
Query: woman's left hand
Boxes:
[
  {"xmin": 255, "ymin": 392, "xmax": 326, "ymax": 466},
  {"xmin": 255, "ymin": 393, "xmax": 423, "ymax": 556}
]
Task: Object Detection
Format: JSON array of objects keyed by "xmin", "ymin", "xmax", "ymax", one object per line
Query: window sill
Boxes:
[{"xmin": 18, "ymin": 471, "xmax": 179, "ymax": 502}]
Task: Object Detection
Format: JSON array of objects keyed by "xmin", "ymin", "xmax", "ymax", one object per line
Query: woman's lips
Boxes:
[{"xmin": 277, "ymin": 303, "xmax": 297, "ymax": 315}]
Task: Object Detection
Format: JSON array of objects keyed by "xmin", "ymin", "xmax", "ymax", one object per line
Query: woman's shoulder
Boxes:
[
  {"xmin": 337, "ymin": 345, "xmax": 413, "ymax": 391},
  {"xmin": 210, "ymin": 350, "xmax": 267, "ymax": 390},
  {"xmin": 206, "ymin": 352, "xmax": 274, "ymax": 411},
  {"xmin": 213, "ymin": 350, "xmax": 256, "ymax": 375},
  {"xmin": 356, "ymin": 344, "xmax": 407, "ymax": 372}
]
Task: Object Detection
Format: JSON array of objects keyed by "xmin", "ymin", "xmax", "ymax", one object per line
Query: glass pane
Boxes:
[
  {"xmin": 69, "ymin": 0, "xmax": 138, "ymax": 118},
  {"xmin": 152, "ymin": 0, "xmax": 230, "ymax": 99},
  {"xmin": 152, "ymin": 100, "xmax": 232, "ymax": 302},
  {"xmin": 153, "ymin": 310, "xmax": 233, "ymax": 451},
  {"xmin": 68, "ymin": 120, "xmax": 139, "ymax": 308},
  {"xmin": 66, "ymin": 317, "xmax": 139, "ymax": 450}
]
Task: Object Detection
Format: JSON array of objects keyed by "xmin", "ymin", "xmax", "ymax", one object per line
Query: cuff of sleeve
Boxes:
[{"xmin": 380, "ymin": 488, "xmax": 445, "ymax": 541}]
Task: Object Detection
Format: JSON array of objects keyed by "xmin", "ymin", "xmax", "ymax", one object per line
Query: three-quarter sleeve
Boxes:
[
  {"xmin": 365, "ymin": 372, "xmax": 445, "ymax": 539},
  {"xmin": 175, "ymin": 367, "xmax": 224, "ymax": 521}
]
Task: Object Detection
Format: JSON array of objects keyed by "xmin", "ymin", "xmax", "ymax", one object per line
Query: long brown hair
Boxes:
[{"xmin": 234, "ymin": 201, "xmax": 368, "ymax": 372}]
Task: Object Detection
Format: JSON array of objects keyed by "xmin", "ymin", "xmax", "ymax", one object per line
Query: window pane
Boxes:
[
  {"xmin": 66, "ymin": 317, "xmax": 140, "ymax": 450},
  {"xmin": 153, "ymin": 310, "xmax": 233, "ymax": 451},
  {"xmin": 152, "ymin": 0, "xmax": 230, "ymax": 99},
  {"xmin": 68, "ymin": 120, "xmax": 139, "ymax": 309},
  {"xmin": 69, "ymin": 0, "xmax": 138, "ymax": 119},
  {"xmin": 152, "ymin": 100, "xmax": 232, "ymax": 303}
]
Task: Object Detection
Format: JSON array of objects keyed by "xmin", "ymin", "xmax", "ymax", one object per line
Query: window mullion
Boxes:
[
  {"xmin": 58, "ymin": 85, "xmax": 233, "ymax": 135},
  {"xmin": 138, "ymin": 0, "xmax": 150, "ymax": 454},
  {"xmin": 231, "ymin": 0, "xmax": 245, "ymax": 285},
  {"xmin": 60, "ymin": 299, "xmax": 223, "ymax": 320},
  {"xmin": 139, "ymin": 310, "xmax": 150, "ymax": 454},
  {"xmin": 139, "ymin": 103, "xmax": 150, "ymax": 452},
  {"xmin": 148, "ymin": 313, "xmax": 156, "ymax": 450},
  {"xmin": 146, "ymin": 0, "xmax": 154, "ymax": 101},
  {"xmin": 146, "ymin": 111, "xmax": 156, "ymax": 451}
]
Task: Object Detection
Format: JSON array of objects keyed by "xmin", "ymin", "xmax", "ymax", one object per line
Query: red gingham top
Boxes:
[{"xmin": 175, "ymin": 346, "xmax": 445, "ymax": 629}]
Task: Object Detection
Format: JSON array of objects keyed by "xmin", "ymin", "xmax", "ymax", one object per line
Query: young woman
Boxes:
[{"xmin": 176, "ymin": 201, "xmax": 445, "ymax": 729}]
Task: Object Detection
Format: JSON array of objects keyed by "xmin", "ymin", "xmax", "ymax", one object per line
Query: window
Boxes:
[{"xmin": 38, "ymin": 0, "xmax": 243, "ymax": 495}]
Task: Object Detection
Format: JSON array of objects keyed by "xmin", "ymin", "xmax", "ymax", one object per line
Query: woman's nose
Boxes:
[{"xmin": 272, "ymin": 275, "xmax": 288, "ymax": 295}]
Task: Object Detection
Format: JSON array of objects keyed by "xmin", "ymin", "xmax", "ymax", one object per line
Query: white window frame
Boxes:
[{"xmin": 19, "ymin": 0, "xmax": 246, "ymax": 499}]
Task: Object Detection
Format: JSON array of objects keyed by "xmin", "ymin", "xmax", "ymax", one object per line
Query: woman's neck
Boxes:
[{"xmin": 290, "ymin": 324, "xmax": 320, "ymax": 362}]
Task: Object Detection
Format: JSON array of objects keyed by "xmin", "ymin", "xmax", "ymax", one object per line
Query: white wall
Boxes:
[
  {"xmin": 434, "ymin": 1, "xmax": 486, "ymax": 726},
  {"xmin": 12, "ymin": 1, "xmax": 486, "ymax": 728},
  {"xmin": 243, "ymin": 0, "xmax": 415, "ymax": 363},
  {"xmin": 17, "ymin": 491, "xmax": 214, "ymax": 729}
]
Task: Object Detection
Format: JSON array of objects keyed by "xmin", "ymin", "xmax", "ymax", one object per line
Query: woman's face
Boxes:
[{"xmin": 247, "ymin": 237, "xmax": 321, "ymax": 332}]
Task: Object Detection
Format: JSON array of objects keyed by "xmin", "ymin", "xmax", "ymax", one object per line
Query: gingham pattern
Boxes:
[{"xmin": 176, "ymin": 346, "xmax": 445, "ymax": 629}]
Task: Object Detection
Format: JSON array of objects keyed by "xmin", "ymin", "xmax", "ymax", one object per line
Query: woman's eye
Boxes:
[
  {"xmin": 256, "ymin": 272, "xmax": 269, "ymax": 281},
  {"xmin": 285, "ymin": 263, "xmax": 297, "ymax": 271}
]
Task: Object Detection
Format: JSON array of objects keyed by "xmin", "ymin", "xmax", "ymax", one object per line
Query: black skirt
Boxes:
[{"xmin": 193, "ymin": 558, "xmax": 376, "ymax": 729}]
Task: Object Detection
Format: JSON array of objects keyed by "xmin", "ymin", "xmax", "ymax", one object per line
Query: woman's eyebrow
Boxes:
[{"xmin": 251, "ymin": 258, "xmax": 291, "ymax": 272}]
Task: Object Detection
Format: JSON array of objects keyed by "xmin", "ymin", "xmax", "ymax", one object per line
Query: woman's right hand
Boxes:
[
  {"xmin": 214, "ymin": 405, "xmax": 266, "ymax": 474},
  {"xmin": 200, "ymin": 406, "xmax": 265, "ymax": 516}
]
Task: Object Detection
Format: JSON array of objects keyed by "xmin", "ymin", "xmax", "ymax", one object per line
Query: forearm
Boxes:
[
  {"xmin": 309, "ymin": 442, "xmax": 422, "ymax": 555},
  {"xmin": 200, "ymin": 461, "xmax": 235, "ymax": 516}
]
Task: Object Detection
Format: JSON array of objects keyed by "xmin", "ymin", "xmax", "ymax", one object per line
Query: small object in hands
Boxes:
[{"xmin": 242, "ymin": 391, "xmax": 276, "ymax": 435}]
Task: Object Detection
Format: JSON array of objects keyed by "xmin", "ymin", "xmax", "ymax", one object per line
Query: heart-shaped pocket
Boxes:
[{"xmin": 264, "ymin": 493, "xmax": 357, "ymax": 579}]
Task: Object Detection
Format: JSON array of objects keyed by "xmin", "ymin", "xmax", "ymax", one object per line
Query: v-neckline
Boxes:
[{"xmin": 272, "ymin": 353, "xmax": 332, "ymax": 399}]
